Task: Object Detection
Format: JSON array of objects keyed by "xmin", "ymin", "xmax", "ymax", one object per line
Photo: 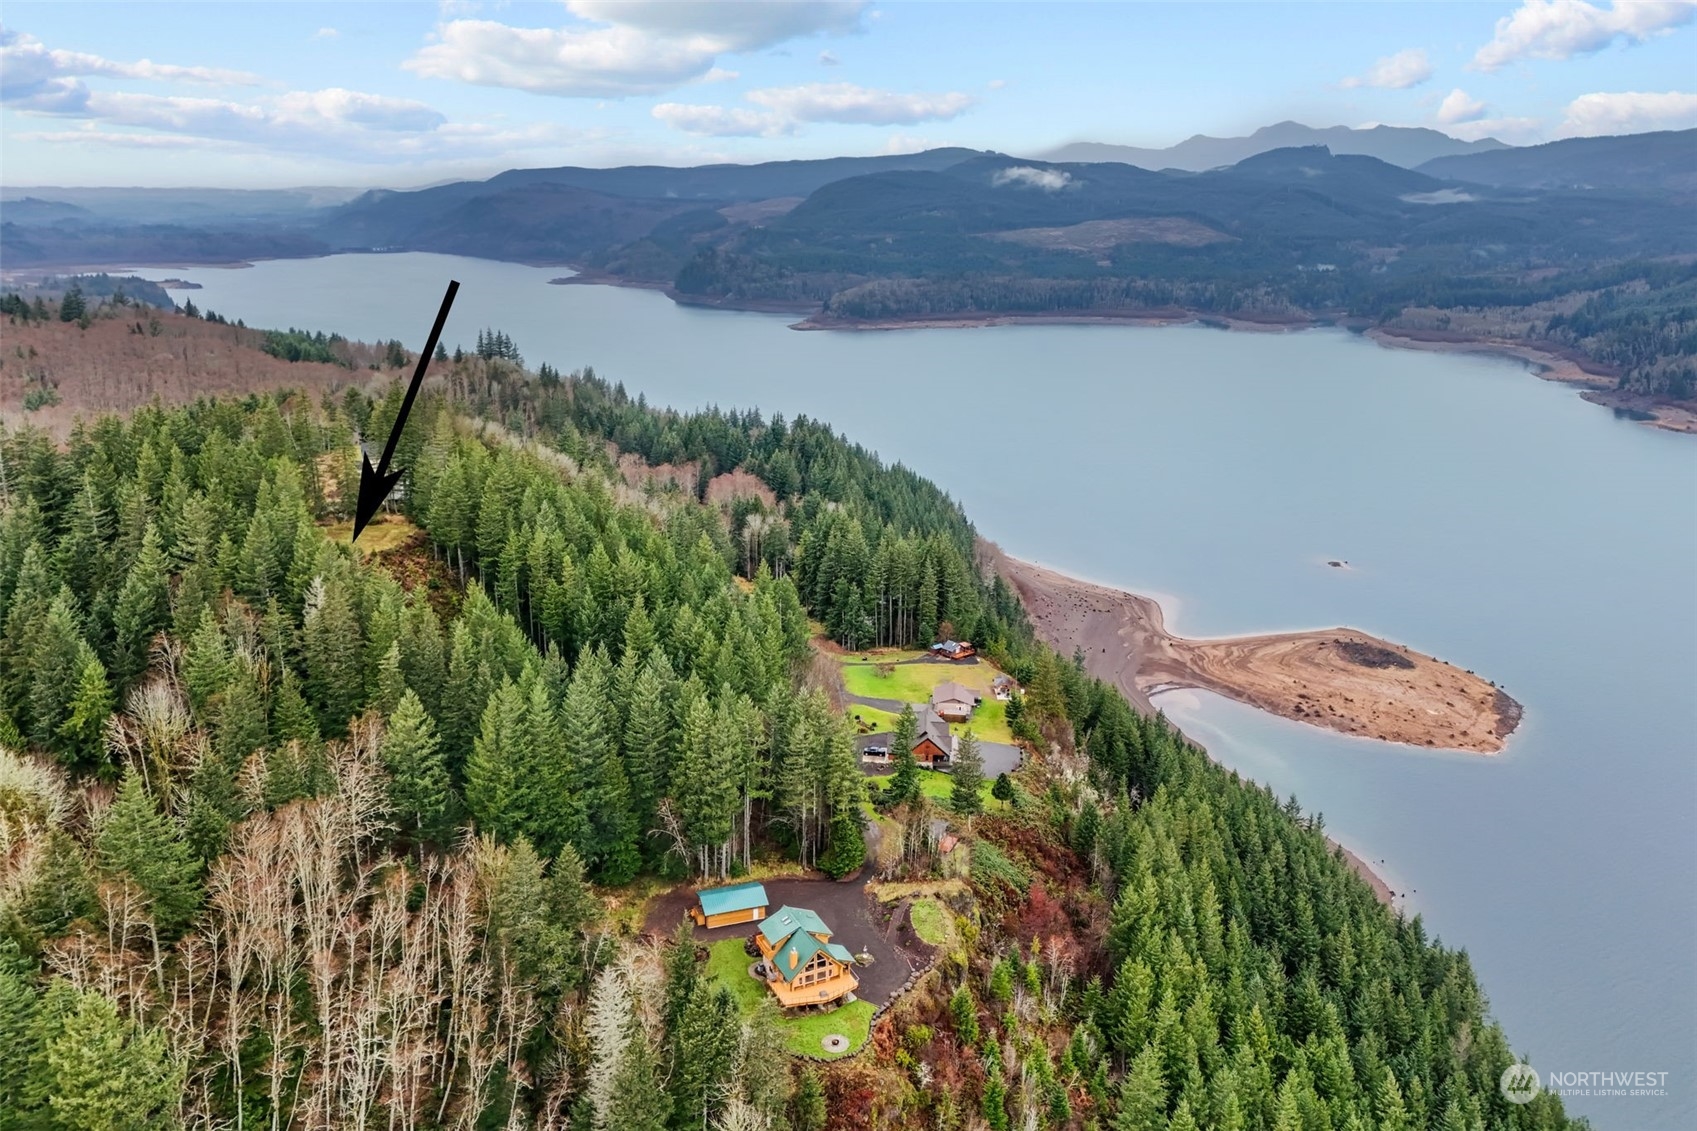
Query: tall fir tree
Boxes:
[
  {"xmin": 381, "ymin": 690, "xmax": 454, "ymax": 843},
  {"xmin": 95, "ymin": 774, "xmax": 203, "ymax": 938},
  {"xmin": 950, "ymin": 730, "xmax": 986, "ymax": 821}
]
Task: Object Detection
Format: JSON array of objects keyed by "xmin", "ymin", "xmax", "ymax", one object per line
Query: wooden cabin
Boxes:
[
  {"xmin": 754, "ymin": 906, "xmax": 859, "ymax": 1008},
  {"xmin": 691, "ymin": 881, "xmax": 770, "ymax": 928},
  {"xmin": 930, "ymin": 640, "xmax": 976, "ymax": 661},
  {"xmin": 930, "ymin": 680, "xmax": 979, "ymax": 723},
  {"xmin": 991, "ymin": 675, "xmax": 1017, "ymax": 701}
]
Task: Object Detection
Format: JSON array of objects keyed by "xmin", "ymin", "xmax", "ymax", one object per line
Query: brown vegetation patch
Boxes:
[
  {"xmin": 615, "ymin": 449, "xmax": 698, "ymax": 495},
  {"xmin": 987, "ymin": 216, "xmax": 1233, "ymax": 252},
  {"xmin": 704, "ymin": 468, "xmax": 778, "ymax": 508},
  {"xmin": 0, "ymin": 308, "xmax": 389, "ymax": 439}
]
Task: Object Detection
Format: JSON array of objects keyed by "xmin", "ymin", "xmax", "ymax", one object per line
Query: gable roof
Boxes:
[
  {"xmin": 696, "ymin": 881, "xmax": 769, "ymax": 918},
  {"xmin": 770, "ymin": 926, "xmax": 828, "ymax": 982},
  {"xmin": 825, "ymin": 943, "xmax": 855, "ymax": 965},
  {"xmin": 912, "ymin": 705, "xmax": 954, "ymax": 751},
  {"xmin": 758, "ymin": 905, "xmax": 831, "ymax": 948},
  {"xmin": 931, "ymin": 681, "xmax": 977, "ymax": 705}
]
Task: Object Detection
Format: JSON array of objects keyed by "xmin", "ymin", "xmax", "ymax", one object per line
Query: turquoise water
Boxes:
[{"xmin": 136, "ymin": 252, "xmax": 1697, "ymax": 1128}]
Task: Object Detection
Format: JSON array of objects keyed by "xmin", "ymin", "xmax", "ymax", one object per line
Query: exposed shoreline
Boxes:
[
  {"xmin": 980, "ymin": 544, "xmax": 1521, "ymax": 907},
  {"xmin": 982, "ymin": 543, "xmax": 1521, "ymax": 756},
  {"xmin": 1366, "ymin": 327, "xmax": 1697, "ymax": 435},
  {"xmin": 550, "ymin": 269, "xmax": 1696, "ymax": 434}
]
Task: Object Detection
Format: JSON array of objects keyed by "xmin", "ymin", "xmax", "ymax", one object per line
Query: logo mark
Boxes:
[{"xmin": 1501, "ymin": 1063, "xmax": 1541, "ymax": 1104}]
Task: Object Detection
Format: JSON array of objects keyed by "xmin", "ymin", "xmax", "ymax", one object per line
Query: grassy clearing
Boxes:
[
  {"xmin": 953, "ymin": 698, "xmax": 1015, "ymax": 744},
  {"xmin": 840, "ymin": 659, "xmax": 998, "ymax": 703},
  {"xmin": 320, "ymin": 514, "xmax": 420, "ymax": 553},
  {"xmin": 915, "ymin": 769, "xmax": 1001, "ymax": 810},
  {"xmin": 908, "ymin": 898, "xmax": 950, "ymax": 947},
  {"xmin": 705, "ymin": 939, "xmax": 874, "ymax": 1058},
  {"xmin": 847, "ymin": 704, "xmax": 900, "ymax": 733}
]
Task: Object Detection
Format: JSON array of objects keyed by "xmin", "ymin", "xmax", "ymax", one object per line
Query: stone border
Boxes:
[{"xmin": 789, "ymin": 949, "xmax": 946, "ymax": 1063}]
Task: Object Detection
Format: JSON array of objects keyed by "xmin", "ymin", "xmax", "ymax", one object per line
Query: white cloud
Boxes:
[
  {"xmin": 651, "ymin": 102, "xmax": 789, "ymax": 137},
  {"xmin": 745, "ymin": 82, "xmax": 973, "ymax": 125},
  {"xmin": 406, "ymin": 0, "xmax": 867, "ymax": 97},
  {"xmin": 1436, "ymin": 88, "xmax": 1488, "ymax": 124},
  {"xmin": 1472, "ymin": 0, "xmax": 1696, "ymax": 70},
  {"xmin": 1341, "ymin": 48, "xmax": 1434, "ymax": 90},
  {"xmin": 1559, "ymin": 90, "xmax": 1697, "ymax": 135},
  {"xmin": 314, "ymin": 27, "xmax": 339, "ymax": 40},
  {"xmin": 702, "ymin": 67, "xmax": 739, "ymax": 82},
  {"xmin": 655, "ymin": 81, "xmax": 974, "ymax": 137},
  {"xmin": 992, "ymin": 166, "xmax": 1072, "ymax": 191},
  {"xmin": 1445, "ymin": 116, "xmax": 1545, "ymax": 143},
  {"xmin": 882, "ymin": 133, "xmax": 938, "ymax": 154},
  {"xmin": 0, "ymin": 29, "xmax": 606, "ymax": 165},
  {"xmin": 0, "ymin": 28, "xmax": 259, "ymax": 110}
]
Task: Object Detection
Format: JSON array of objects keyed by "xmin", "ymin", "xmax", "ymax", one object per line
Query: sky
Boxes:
[{"xmin": 2, "ymin": 0, "xmax": 1694, "ymax": 188}]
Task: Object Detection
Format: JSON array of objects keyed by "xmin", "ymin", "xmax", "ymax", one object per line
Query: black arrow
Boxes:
[{"xmin": 352, "ymin": 280, "xmax": 459, "ymax": 543}]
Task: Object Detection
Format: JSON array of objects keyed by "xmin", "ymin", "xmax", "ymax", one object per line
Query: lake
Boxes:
[{"xmin": 136, "ymin": 252, "xmax": 1697, "ymax": 1128}]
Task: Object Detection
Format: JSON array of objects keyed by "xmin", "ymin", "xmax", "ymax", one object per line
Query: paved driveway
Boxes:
[
  {"xmin": 643, "ymin": 873, "xmax": 921, "ymax": 1007},
  {"xmin": 856, "ymin": 731, "xmax": 1020, "ymax": 778}
]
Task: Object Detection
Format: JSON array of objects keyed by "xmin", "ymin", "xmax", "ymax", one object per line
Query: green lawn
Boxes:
[
  {"xmin": 839, "ymin": 659, "xmax": 999, "ymax": 703},
  {"xmin": 847, "ymin": 704, "xmax": 900, "ymax": 734},
  {"xmin": 908, "ymin": 898, "xmax": 950, "ymax": 947},
  {"xmin": 704, "ymin": 939, "xmax": 874, "ymax": 1059},
  {"xmin": 916, "ymin": 769, "xmax": 1000, "ymax": 810},
  {"xmin": 952, "ymin": 698, "xmax": 1014, "ymax": 744}
]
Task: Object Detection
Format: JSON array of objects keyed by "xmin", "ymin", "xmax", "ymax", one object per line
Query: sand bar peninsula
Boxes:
[{"xmin": 985, "ymin": 545, "xmax": 1520, "ymax": 755}]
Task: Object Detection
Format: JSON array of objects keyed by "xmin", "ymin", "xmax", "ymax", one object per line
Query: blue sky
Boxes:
[{"xmin": 2, "ymin": 1, "xmax": 1694, "ymax": 187}]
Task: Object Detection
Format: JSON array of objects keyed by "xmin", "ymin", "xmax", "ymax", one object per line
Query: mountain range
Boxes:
[
  {"xmin": 2, "ymin": 126, "xmax": 1691, "ymax": 403},
  {"xmin": 1034, "ymin": 121, "xmax": 1509, "ymax": 171}
]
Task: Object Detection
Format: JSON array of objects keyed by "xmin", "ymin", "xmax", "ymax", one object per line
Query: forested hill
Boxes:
[
  {"xmin": 0, "ymin": 298, "xmax": 1582, "ymax": 1129},
  {"xmin": 6, "ymin": 132, "xmax": 1694, "ymax": 404}
]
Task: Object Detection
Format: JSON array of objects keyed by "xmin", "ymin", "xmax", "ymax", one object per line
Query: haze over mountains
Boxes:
[{"xmin": 1034, "ymin": 121, "xmax": 1510, "ymax": 171}]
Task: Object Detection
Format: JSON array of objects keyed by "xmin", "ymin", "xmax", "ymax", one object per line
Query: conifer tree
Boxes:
[
  {"xmin": 560, "ymin": 654, "xmax": 639, "ymax": 883},
  {"xmin": 606, "ymin": 1019, "xmax": 669, "ymax": 1131},
  {"xmin": 270, "ymin": 666, "xmax": 320, "ymax": 747},
  {"xmin": 622, "ymin": 652, "xmax": 675, "ymax": 863},
  {"xmin": 886, "ymin": 702, "xmax": 921, "ymax": 807},
  {"xmin": 790, "ymin": 1068, "xmax": 827, "ymax": 1131},
  {"xmin": 26, "ymin": 596, "xmax": 86, "ymax": 753},
  {"xmin": 464, "ymin": 679, "xmax": 530, "ymax": 842},
  {"xmin": 302, "ymin": 574, "xmax": 364, "ymax": 733},
  {"xmin": 96, "ymin": 774, "xmax": 203, "ymax": 937},
  {"xmin": 382, "ymin": 689, "xmax": 454, "ymax": 842},
  {"xmin": 950, "ymin": 730, "xmax": 985, "ymax": 820},
  {"xmin": 22, "ymin": 982, "xmax": 183, "ymax": 1129},
  {"xmin": 56, "ymin": 645, "xmax": 113, "ymax": 774}
]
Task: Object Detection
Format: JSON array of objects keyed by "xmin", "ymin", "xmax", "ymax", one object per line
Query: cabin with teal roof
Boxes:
[{"xmin": 690, "ymin": 881, "xmax": 770, "ymax": 928}]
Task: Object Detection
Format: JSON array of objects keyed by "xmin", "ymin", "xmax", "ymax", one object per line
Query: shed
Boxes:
[{"xmin": 691, "ymin": 881, "xmax": 771, "ymax": 928}]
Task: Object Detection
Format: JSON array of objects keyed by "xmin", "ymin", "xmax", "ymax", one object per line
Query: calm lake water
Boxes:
[{"xmin": 137, "ymin": 252, "xmax": 1697, "ymax": 1128}]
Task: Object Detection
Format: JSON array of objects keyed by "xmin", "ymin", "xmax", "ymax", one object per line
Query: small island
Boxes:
[{"xmin": 988, "ymin": 547, "xmax": 1521, "ymax": 754}]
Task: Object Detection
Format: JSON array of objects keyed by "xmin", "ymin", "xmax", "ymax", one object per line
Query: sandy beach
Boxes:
[{"xmin": 984, "ymin": 544, "xmax": 1520, "ymax": 755}]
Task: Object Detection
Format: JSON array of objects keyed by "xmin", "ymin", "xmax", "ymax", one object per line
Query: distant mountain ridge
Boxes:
[
  {"xmin": 1416, "ymin": 128, "xmax": 1697, "ymax": 193},
  {"xmin": 1035, "ymin": 121, "xmax": 1508, "ymax": 171}
]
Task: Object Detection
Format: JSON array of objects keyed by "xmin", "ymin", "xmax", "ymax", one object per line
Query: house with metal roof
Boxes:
[
  {"xmin": 753, "ymin": 905, "xmax": 859, "ymax": 1008},
  {"xmin": 690, "ymin": 881, "xmax": 770, "ymax": 928}
]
